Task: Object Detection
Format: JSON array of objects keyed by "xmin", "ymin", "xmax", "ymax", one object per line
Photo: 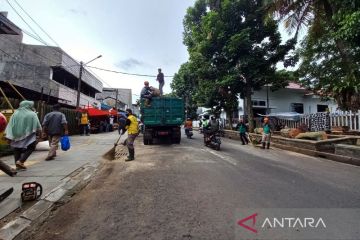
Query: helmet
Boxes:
[{"xmin": 0, "ymin": 112, "xmax": 7, "ymax": 132}]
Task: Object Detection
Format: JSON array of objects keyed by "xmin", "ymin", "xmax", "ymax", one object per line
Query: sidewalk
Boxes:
[{"xmin": 0, "ymin": 132, "xmax": 119, "ymax": 221}]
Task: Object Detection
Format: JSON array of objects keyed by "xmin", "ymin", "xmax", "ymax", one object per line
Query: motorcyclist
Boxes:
[
  {"xmin": 207, "ymin": 116, "xmax": 219, "ymax": 140},
  {"xmin": 184, "ymin": 118, "xmax": 193, "ymax": 136},
  {"xmin": 202, "ymin": 115, "xmax": 211, "ymax": 144}
]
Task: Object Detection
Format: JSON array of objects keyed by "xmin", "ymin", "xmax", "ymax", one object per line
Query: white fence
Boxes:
[{"xmin": 279, "ymin": 111, "xmax": 360, "ymax": 131}]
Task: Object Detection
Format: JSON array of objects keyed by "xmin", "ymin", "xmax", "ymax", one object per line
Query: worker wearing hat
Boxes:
[
  {"xmin": 140, "ymin": 81, "xmax": 153, "ymax": 107},
  {"xmin": 261, "ymin": 117, "xmax": 271, "ymax": 149}
]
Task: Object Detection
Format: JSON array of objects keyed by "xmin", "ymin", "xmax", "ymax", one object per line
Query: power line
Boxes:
[
  {"xmin": 12, "ymin": 0, "xmax": 60, "ymax": 47},
  {"xmin": 84, "ymin": 66, "xmax": 112, "ymax": 88},
  {"xmin": 86, "ymin": 66, "xmax": 174, "ymax": 78},
  {"xmin": 5, "ymin": 0, "xmax": 45, "ymax": 45},
  {"xmin": 1, "ymin": 7, "xmax": 115, "ymax": 95},
  {"xmin": 0, "ymin": 5, "xmax": 81, "ymax": 70},
  {"xmin": 0, "ymin": 35, "xmax": 73, "ymax": 70},
  {"xmin": 0, "ymin": 47, "xmax": 98, "ymax": 99}
]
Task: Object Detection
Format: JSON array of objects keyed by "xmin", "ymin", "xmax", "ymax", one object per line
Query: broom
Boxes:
[{"xmin": 103, "ymin": 134, "xmax": 123, "ymax": 160}]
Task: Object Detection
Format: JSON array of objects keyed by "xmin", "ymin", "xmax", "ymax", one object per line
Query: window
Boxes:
[
  {"xmin": 317, "ymin": 105, "xmax": 328, "ymax": 112},
  {"xmin": 252, "ymin": 100, "xmax": 266, "ymax": 106},
  {"xmin": 291, "ymin": 103, "xmax": 304, "ymax": 113}
]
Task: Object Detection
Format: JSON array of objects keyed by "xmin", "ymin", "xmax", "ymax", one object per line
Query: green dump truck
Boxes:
[{"xmin": 141, "ymin": 97, "xmax": 184, "ymax": 145}]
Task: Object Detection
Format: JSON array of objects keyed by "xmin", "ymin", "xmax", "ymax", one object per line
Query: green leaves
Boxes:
[{"xmin": 172, "ymin": 0, "xmax": 296, "ymax": 130}]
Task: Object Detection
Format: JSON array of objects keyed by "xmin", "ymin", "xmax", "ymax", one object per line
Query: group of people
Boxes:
[
  {"xmin": 236, "ymin": 117, "xmax": 271, "ymax": 149},
  {"xmin": 140, "ymin": 68, "xmax": 165, "ymax": 106},
  {"xmin": 0, "ymin": 100, "xmax": 142, "ymax": 178},
  {"xmin": 0, "ymin": 101, "xmax": 68, "ymax": 175},
  {"xmin": 200, "ymin": 115, "xmax": 221, "ymax": 143}
]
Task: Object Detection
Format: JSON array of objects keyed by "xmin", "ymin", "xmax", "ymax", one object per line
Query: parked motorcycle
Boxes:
[
  {"xmin": 204, "ymin": 131, "xmax": 221, "ymax": 150},
  {"xmin": 185, "ymin": 128, "xmax": 193, "ymax": 139}
]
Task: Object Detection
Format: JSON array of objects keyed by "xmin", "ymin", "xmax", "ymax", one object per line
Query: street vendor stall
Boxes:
[{"xmin": 78, "ymin": 107, "xmax": 120, "ymax": 133}]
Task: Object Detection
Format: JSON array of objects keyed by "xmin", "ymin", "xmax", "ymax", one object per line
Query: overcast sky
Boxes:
[{"xmin": 0, "ymin": 0, "xmax": 195, "ymax": 102}]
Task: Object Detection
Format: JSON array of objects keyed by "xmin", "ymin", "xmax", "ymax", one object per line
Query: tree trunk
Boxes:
[
  {"xmin": 245, "ymin": 83, "xmax": 254, "ymax": 132},
  {"xmin": 226, "ymin": 109, "xmax": 232, "ymax": 130}
]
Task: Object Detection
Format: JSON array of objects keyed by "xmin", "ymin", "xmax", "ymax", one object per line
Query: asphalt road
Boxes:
[{"xmin": 18, "ymin": 130, "xmax": 360, "ymax": 240}]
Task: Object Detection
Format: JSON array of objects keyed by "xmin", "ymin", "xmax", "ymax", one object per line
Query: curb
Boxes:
[
  {"xmin": 0, "ymin": 161, "xmax": 102, "ymax": 240},
  {"xmin": 272, "ymin": 143, "xmax": 360, "ymax": 166}
]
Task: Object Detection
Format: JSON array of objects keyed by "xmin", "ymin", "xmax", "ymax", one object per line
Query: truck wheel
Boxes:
[{"xmin": 172, "ymin": 137, "xmax": 181, "ymax": 144}]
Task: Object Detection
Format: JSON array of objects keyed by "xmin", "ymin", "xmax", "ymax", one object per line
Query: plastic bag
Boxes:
[{"xmin": 60, "ymin": 135, "xmax": 70, "ymax": 151}]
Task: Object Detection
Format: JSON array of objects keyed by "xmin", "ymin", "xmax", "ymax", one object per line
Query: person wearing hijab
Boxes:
[{"xmin": 4, "ymin": 101, "xmax": 42, "ymax": 170}]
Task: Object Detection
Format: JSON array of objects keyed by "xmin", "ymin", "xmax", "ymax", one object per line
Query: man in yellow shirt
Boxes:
[
  {"xmin": 79, "ymin": 112, "xmax": 90, "ymax": 136},
  {"xmin": 122, "ymin": 108, "xmax": 139, "ymax": 161}
]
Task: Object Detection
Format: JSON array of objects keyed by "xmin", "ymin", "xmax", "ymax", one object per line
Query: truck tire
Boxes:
[
  {"xmin": 172, "ymin": 137, "xmax": 181, "ymax": 144},
  {"xmin": 144, "ymin": 128, "xmax": 153, "ymax": 145},
  {"xmin": 171, "ymin": 127, "xmax": 181, "ymax": 144}
]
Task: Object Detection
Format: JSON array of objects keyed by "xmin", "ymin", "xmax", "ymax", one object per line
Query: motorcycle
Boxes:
[
  {"xmin": 185, "ymin": 128, "xmax": 193, "ymax": 139},
  {"xmin": 204, "ymin": 131, "xmax": 221, "ymax": 151}
]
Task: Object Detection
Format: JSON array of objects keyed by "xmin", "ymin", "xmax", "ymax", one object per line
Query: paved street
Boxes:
[{"xmin": 16, "ymin": 130, "xmax": 360, "ymax": 240}]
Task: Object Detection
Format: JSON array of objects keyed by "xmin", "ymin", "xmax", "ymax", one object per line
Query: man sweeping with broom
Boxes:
[
  {"xmin": 102, "ymin": 109, "xmax": 139, "ymax": 161},
  {"xmin": 119, "ymin": 108, "xmax": 138, "ymax": 161}
]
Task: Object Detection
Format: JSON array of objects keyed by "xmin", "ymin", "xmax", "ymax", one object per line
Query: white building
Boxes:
[{"xmin": 221, "ymin": 83, "xmax": 338, "ymax": 122}]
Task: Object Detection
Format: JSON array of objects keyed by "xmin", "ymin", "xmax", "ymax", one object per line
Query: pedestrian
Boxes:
[
  {"xmin": 4, "ymin": 100, "xmax": 42, "ymax": 170},
  {"xmin": 122, "ymin": 108, "xmax": 139, "ymax": 161},
  {"xmin": 118, "ymin": 113, "xmax": 127, "ymax": 135},
  {"xmin": 109, "ymin": 115, "xmax": 114, "ymax": 132},
  {"xmin": 140, "ymin": 81, "xmax": 153, "ymax": 107},
  {"xmin": 156, "ymin": 68, "xmax": 165, "ymax": 96},
  {"xmin": 261, "ymin": 117, "xmax": 271, "ymax": 149},
  {"xmin": 237, "ymin": 120, "xmax": 248, "ymax": 145},
  {"xmin": 42, "ymin": 104, "xmax": 68, "ymax": 161},
  {"xmin": 79, "ymin": 111, "xmax": 90, "ymax": 136}
]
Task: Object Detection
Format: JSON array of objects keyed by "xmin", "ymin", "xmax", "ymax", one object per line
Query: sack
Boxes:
[
  {"xmin": 60, "ymin": 135, "xmax": 70, "ymax": 151},
  {"xmin": 35, "ymin": 140, "xmax": 50, "ymax": 151}
]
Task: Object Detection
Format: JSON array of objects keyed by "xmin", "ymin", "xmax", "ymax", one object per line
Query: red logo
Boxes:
[{"xmin": 237, "ymin": 213, "xmax": 258, "ymax": 233}]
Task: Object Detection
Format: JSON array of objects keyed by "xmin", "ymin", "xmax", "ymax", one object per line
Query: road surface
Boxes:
[{"xmin": 18, "ymin": 130, "xmax": 360, "ymax": 240}]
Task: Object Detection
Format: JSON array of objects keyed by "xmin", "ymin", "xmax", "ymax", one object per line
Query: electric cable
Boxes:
[
  {"xmin": 86, "ymin": 66, "xmax": 174, "ymax": 78},
  {"xmin": 12, "ymin": 0, "xmax": 60, "ymax": 47}
]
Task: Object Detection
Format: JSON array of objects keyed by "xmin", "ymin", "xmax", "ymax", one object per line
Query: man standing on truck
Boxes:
[
  {"xmin": 122, "ymin": 108, "xmax": 139, "ymax": 161},
  {"xmin": 156, "ymin": 68, "xmax": 165, "ymax": 96}
]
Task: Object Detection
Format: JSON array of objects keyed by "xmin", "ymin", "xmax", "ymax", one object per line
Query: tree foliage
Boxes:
[
  {"xmin": 267, "ymin": 0, "xmax": 360, "ymax": 111},
  {"xmin": 172, "ymin": 0, "xmax": 296, "ymax": 131}
]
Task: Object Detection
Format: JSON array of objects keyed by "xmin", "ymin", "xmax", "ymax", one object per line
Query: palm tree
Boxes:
[
  {"xmin": 264, "ymin": 0, "xmax": 334, "ymax": 38},
  {"xmin": 265, "ymin": 0, "xmax": 360, "ymax": 111}
]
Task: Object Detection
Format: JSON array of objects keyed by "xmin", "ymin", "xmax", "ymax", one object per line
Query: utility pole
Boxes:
[
  {"xmin": 76, "ymin": 61, "xmax": 83, "ymax": 110},
  {"xmin": 115, "ymin": 88, "xmax": 119, "ymax": 122},
  {"xmin": 75, "ymin": 55, "xmax": 102, "ymax": 109},
  {"xmin": 115, "ymin": 89, "xmax": 119, "ymax": 110}
]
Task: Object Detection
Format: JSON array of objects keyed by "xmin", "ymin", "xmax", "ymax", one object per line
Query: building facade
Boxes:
[
  {"xmin": 0, "ymin": 12, "xmax": 102, "ymax": 108},
  {"xmin": 95, "ymin": 88, "xmax": 132, "ymax": 110},
  {"xmin": 243, "ymin": 83, "xmax": 338, "ymax": 116}
]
